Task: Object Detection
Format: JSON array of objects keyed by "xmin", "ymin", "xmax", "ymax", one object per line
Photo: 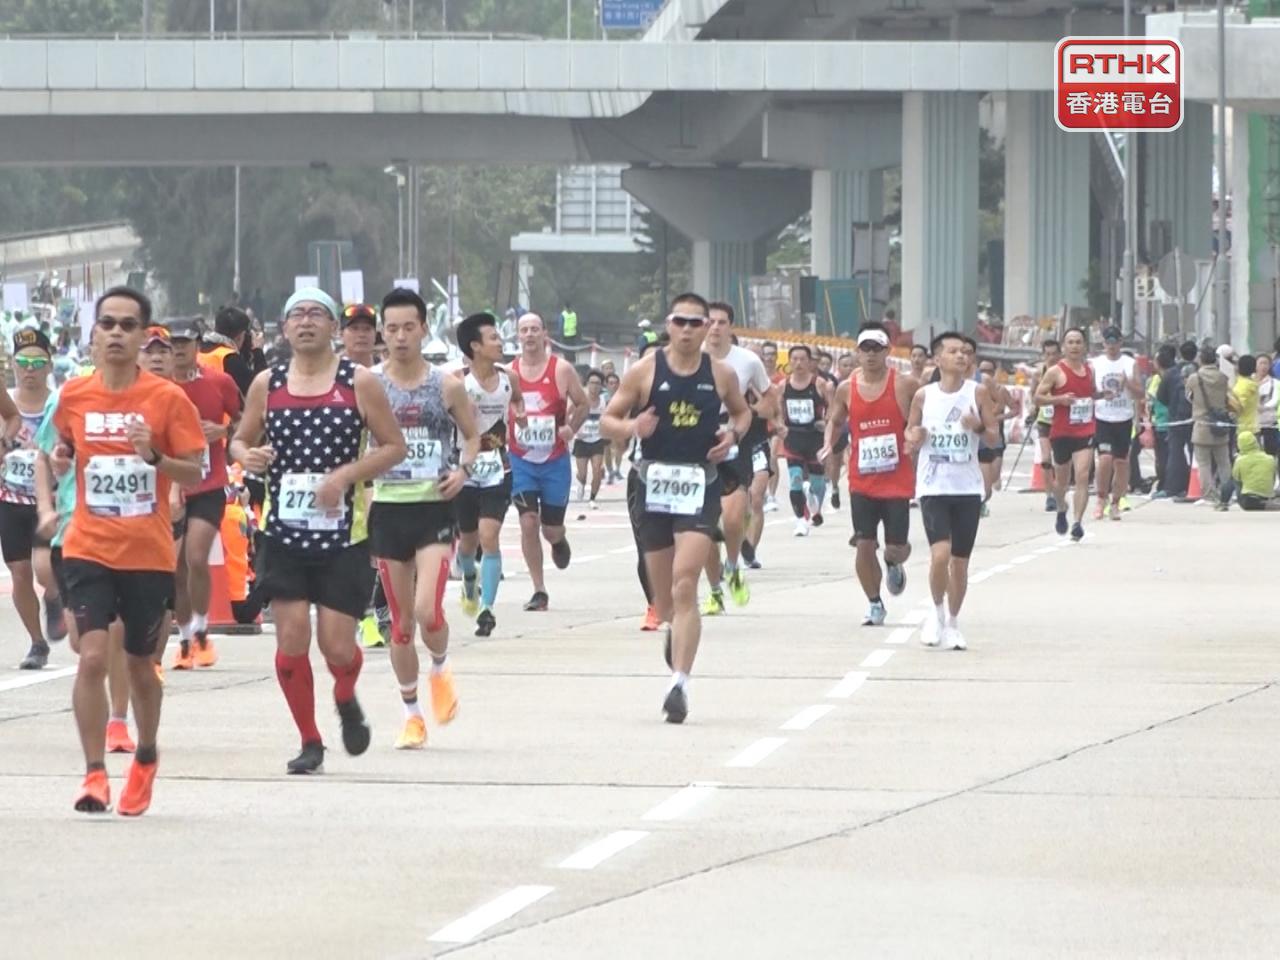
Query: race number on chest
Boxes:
[
  {"xmin": 645, "ymin": 462, "xmax": 705, "ymax": 516},
  {"xmin": 857, "ymin": 433, "xmax": 900, "ymax": 475},
  {"xmin": 468, "ymin": 450, "xmax": 505, "ymax": 488},
  {"xmin": 278, "ymin": 472, "xmax": 345, "ymax": 531},
  {"xmin": 387, "ymin": 428, "xmax": 443, "ymax": 482},
  {"xmin": 786, "ymin": 398, "xmax": 814, "ymax": 425},
  {"xmin": 85, "ymin": 455, "xmax": 156, "ymax": 518},
  {"xmin": 3, "ymin": 449, "xmax": 37, "ymax": 497},
  {"xmin": 517, "ymin": 415, "xmax": 557, "ymax": 453},
  {"xmin": 926, "ymin": 423, "xmax": 972, "ymax": 464}
]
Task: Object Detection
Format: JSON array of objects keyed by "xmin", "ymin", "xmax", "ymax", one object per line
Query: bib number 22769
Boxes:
[
  {"xmin": 278, "ymin": 473, "xmax": 344, "ymax": 531},
  {"xmin": 927, "ymin": 425, "xmax": 971, "ymax": 464},
  {"xmin": 644, "ymin": 462, "xmax": 705, "ymax": 516}
]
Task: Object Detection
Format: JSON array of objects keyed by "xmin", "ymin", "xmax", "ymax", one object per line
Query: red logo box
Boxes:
[{"xmin": 1055, "ymin": 37, "xmax": 1183, "ymax": 132}]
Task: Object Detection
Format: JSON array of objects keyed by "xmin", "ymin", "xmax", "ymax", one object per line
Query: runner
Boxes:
[
  {"xmin": 905, "ymin": 331, "xmax": 999, "ymax": 651},
  {"xmin": 455, "ymin": 312, "xmax": 525, "ymax": 638},
  {"xmin": 367, "ymin": 289, "xmax": 479, "ymax": 750},
  {"xmin": 229, "ymin": 287, "xmax": 407, "ymax": 775},
  {"xmin": 1028, "ymin": 338, "xmax": 1062, "ymax": 512},
  {"xmin": 976, "ymin": 358, "xmax": 1012, "ymax": 516},
  {"xmin": 507, "ymin": 312, "xmax": 589, "ymax": 612},
  {"xmin": 759, "ymin": 341, "xmax": 784, "ymax": 512},
  {"xmin": 700, "ymin": 301, "xmax": 775, "ymax": 615},
  {"xmin": 779, "ymin": 345, "xmax": 832, "ymax": 536},
  {"xmin": 52, "ymin": 287, "xmax": 206, "ymax": 815},
  {"xmin": 622, "ymin": 336, "xmax": 669, "ymax": 630},
  {"xmin": 3, "ymin": 327, "xmax": 64, "ymax": 670},
  {"xmin": 826, "ymin": 352, "xmax": 857, "ymax": 510},
  {"xmin": 1091, "ymin": 326, "xmax": 1144, "ymax": 521},
  {"xmin": 824, "ymin": 323, "xmax": 919, "ymax": 626},
  {"xmin": 572, "ymin": 369, "xmax": 608, "ymax": 510},
  {"xmin": 909, "ymin": 343, "xmax": 929, "ymax": 382},
  {"xmin": 602, "ymin": 293, "xmax": 750, "ymax": 723},
  {"xmin": 603, "ymin": 370, "xmax": 624, "ymax": 483},
  {"xmin": 1034, "ymin": 327, "xmax": 1099, "ymax": 542},
  {"xmin": 167, "ymin": 317, "xmax": 241, "ymax": 670}
]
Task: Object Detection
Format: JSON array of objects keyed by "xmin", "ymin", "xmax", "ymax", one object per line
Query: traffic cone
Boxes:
[
  {"xmin": 1186, "ymin": 466, "xmax": 1202, "ymax": 500},
  {"xmin": 206, "ymin": 518, "xmax": 261, "ymax": 636},
  {"xmin": 1022, "ymin": 461, "xmax": 1047, "ymax": 494}
]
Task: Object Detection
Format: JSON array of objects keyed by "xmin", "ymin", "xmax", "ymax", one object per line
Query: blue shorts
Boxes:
[{"xmin": 510, "ymin": 453, "xmax": 572, "ymax": 509}]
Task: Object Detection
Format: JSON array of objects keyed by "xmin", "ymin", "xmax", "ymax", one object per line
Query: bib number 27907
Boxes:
[{"xmin": 645, "ymin": 462, "xmax": 705, "ymax": 516}]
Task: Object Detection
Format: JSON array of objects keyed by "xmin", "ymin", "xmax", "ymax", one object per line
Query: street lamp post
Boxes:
[
  {"xmin": 1120, "ymin": 0, "xmax": 1137, "ymax": 338},
  {"xmin": 1216, "ymin": 0, "xmax": 1231, "ymax": 344},
  {"xmin": 233, "ymin": 165, "xmax": 242, "ymax": 298},
  {"xmin": 385, "ymin": 165, "xmax": 406, "ymax": 277}
]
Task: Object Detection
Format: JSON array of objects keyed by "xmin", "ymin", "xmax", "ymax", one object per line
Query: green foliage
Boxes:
[{"xmin": 0, "ymin": 0, "xmax": 143, "ymax": 34}]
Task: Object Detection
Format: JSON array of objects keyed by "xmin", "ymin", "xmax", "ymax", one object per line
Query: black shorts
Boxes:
[
  {"xmin": 850, "ymin": 494, "xmax": 910, "ymax": 546},
  {"xmin": 62, "ymin": 558, "xmax": 174, "ymax": 656},
  {"xmin": 0, "ymin": 501, "xmax": 42, "ymax": 564},
  {"xmin": 783, "ymin": 433, "xmax": 823, "ymax": 471},
  {"xmin": 920, "ymin": 495, "xmax": 982, "ymax": 559},
  {"xmin": 631, "ymin": 467, "xmax": 722, "ymax": 552},
  {"xmin": 1051, "ymin": 435, "xmax": 1095, "ymax": 465},
  {"xmin": 173, "ymin": 488, "xmax": 227, "ymax": 540},
  {"xmin": 977, "ymin": 446, "xmax": 1005, "ymax": 464},
  {"xmin": 51, "ymin": 545, "xmax": 69, "ymax": 598},
  {"xmin": 717, "ymin": 445, "xmax": 752, "ymax": 496},
  {"xmin": 572, "ymin": 439, "xmax": 607, "ymax": 459},
  {"xmin": 368, "ymin": 500, "xmax": 457, "ymax": 562},
  {"xmin": 255, "ymin": 538, "xmax": 375, "ymax": 621},
  {"xmin": 1094, "ymin": 419, "xmax": 1134, "ymax": 459},
  {"xmin": 512, "ymin": 492, "xmax": 567, "ymax": 527},
  {"xmin": 455, "ymin": 475, "xmax": 512, "ymax": 534},
  {"xmin": 833, "ymin": 428, "xmax": 850, "ymax": 455}
]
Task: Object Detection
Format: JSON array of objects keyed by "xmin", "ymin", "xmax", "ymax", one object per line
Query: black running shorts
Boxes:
[
  {"xmin": 455, "ymin": 475, "xmax": 512, "ymax": 534},
  {"xmin": 1094, "ymin": 419, "xmax": 1133, "ymax": 459},
  {"xmin": 368, "ymin": 500, "xmax": 457, "ymax": 563},
  {"xmin": 849, "ymin": 494, "xmax": 910, "ymax": 546},
  {"xmin": 919, "ymin": 494, "xmax": 982, "ymax": 559},
  {"xmin": 62, "ymin": 558, "xmax": 174, "ymax": 656},
  {"xmin": 632, "ymin": 468, "xmax": 722, "ymax": 552},
  {"xmin": 1051, "ymin": 435, "xmax": 1094, "ymax": 466},
  {"xmin": 255, "ymin": 538, "xmax": 375, "ymax": 621}
]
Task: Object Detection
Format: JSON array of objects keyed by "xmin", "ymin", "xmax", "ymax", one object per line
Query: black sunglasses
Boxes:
[
  {"xmin": 97, "ymin": 317, "xmax": 143, "ymax": 332},
  {"xmin": 669, "ymin": 314, "xmax": 706, "ymax": 328}
]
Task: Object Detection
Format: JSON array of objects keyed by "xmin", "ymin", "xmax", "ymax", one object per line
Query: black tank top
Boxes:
[
  {"xmin": 641, "ymin": 349, "xmax": 721, "ymax": 465},
  {"xmin": 783, "ymin": 377, "xmax": 824, "ymax": 436}
]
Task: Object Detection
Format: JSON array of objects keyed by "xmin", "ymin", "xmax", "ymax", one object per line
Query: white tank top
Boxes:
[
  {"xmin": 464, "ymin": 368, "xmax": 512, "ymax": 435},
  {"xmin": 916, "ymin": 379, "xmax": 984, "ymax": 497}
]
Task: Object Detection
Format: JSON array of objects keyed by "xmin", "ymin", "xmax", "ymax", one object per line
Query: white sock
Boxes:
[
  {"xmin": 110, "ymin": 712, "xmax": 127, "ymax": 724},
  {"xmin": 178, "ymin": 620, "xmax": 194, "ymax": 642},
  {"xmin": 947, "ymin": 613, "xmax": 958, "ymax": 629},
  {"xmin": 429, "ymin": 654, "xmax": 448, "ymax": 675},
  {"xmin": 191, "ymin": 612, "xmax": 208, "ymax": 634},
  {"xmin": 934, "ymin": 602, "xmax": 947, "ymax": 624},
  {"xmin": 671, "ymin": 671, "xmax": 688, "ymax": 690},
  {"xmin": 403, "ymin": 698, "xmax": 424, "ymax": 719}
]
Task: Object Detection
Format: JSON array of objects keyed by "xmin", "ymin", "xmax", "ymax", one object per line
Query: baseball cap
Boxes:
[
  {"xmin": 857, "ymin": 328, "xmax": 890, "ymax": 349},
  {"xmin": 13, "ymin": 326, "xmax": 51, "ymax": 355},
  {"xmin": 166, "ymin": 316, "xmax": 202, "ymax": 341},
  {"xmin": 1102, "ymin": 325, "xmax": 1123, "ymax": 342},
  {"xmin": 143, "ymin": 325, "xmax": 172, "ymax": 350},
  {"xmin": 341, "ymin": 303, "xmax": 378, "ymax": 329}
]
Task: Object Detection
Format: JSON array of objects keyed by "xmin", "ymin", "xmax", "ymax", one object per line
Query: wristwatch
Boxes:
[{"xmin": 142, "ymin": 448, "xmax": 161, "ymax": 466}]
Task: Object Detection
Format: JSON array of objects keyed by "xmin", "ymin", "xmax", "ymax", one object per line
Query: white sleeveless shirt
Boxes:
[{"xmin": 916, "ymin": 379, "xmax": 984, "ymax": 497}]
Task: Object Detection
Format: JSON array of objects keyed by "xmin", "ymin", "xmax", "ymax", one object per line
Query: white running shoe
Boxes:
[
  {"xmin": 793, "ymin": 518, "xmax": 810, "ymax": 537},
  {"xmin": 944, "ymin": 625, "xmax": 967, "ymax": 651},
  {"xmin": 806, "ymin": 490, "xmax": 821, "ymax": 518},
  {"xmin": 764, "ymin": 495, "xmax": 778, "ymax": 513},
  {"xmin": 862, "ymin": 600, "xmax": 887, "ymax": 626},
  {"xmin": 577, "ymin": 483, "xmax": 586, "ymax": 502},
  {"xmin": 590, "ymin": 499, "xmax": 599, "ymax": 511},
  {"xmin": 921, "ymin": 617, "xmax": 942, "ymax": 647}
]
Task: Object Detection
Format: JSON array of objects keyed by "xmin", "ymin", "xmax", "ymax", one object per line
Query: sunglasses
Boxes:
[
  {"xmin": 343, "ymin": 304, "xmax": 377, "ymax": 322},
  {"xmin": 287, "ymin": 307, "xmax": 332, "ymax": 322},
  {"xmin": 97, "ymin": 317, "xmax": 143, "ymax": 332},
  {"xmin": 857, "ymin": 342, "xmax": 887, "ymax": 353},
  {"xmin": 15, "ymin": 356, "xmax": 49, "ymax": 370},
  {"xmin": 668, "ymin": 314, "xmax": 706, "ymax": 328}
]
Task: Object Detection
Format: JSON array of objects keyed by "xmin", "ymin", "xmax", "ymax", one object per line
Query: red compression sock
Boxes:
[
  {"xmin": 326, "ymin": 646, "xmax": 363, "ymax": 705},
  {"xmin": 275, "ymin": 651, "xmax": 321, "ymax": 744}
]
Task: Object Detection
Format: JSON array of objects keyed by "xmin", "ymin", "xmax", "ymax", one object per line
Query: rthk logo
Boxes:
[{"xmin": 1055, "ymin": 38, "xmax": 1183, "ymax": 132}]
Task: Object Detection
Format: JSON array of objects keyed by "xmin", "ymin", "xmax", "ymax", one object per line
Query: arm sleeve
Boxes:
[{"xmin": 222, "ymin": 353, "xmax": 256, "ymax": 396}]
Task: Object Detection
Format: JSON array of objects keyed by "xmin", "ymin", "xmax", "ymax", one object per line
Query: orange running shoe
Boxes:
[
  {"xmin": 641, "ymin": 606, "xmax": 661, "ymax": 631},
  {"xmin": 429, "ymin": 668, "xmax": 459, "ymax": 725},
  {"xmin": 105, "ymin": 719, "xmax": 135, "ymax": 754},
  {"xmin": 74, "ymin": 769, "xmax": 111, "ymax": 814},
  {"xmin": 193, "ymin": 633, "xmax": 218, "ymax": 668},
  {"xmin": 171, "ymin": 642, "xmax": 194, "ymax": 671},
  {"xmin": 394, "ymin": 715, "xmax": 427, "ymax": 750},
  {"xmin": 117, "ymin": 759, "xmax": 158, "ymax": 817}
]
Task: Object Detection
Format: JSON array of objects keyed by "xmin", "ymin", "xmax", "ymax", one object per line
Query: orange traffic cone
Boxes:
[
  {"xmin": 1022, "ymin": 461, "xmax": 1047, "ymax": 494},
  {"xmin": 1186, "ymin": 467, "xmax": 1202, "ymax": 501},
  {"xmin": 206, "ymin": 519, "xmax": 261, "ymax": 636}
]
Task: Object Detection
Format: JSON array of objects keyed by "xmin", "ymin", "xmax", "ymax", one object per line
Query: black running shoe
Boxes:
[
  {"xmin": 1070, "ymin": 521, "xmax": 1085, "ymax": 542},
  {"xmin": 475, "ymin": 608, "xmax": 496, "ymax": 638},
  {"xmin": 551, "ymin": 538, "xmax": 572, "ymax": 570},
  {"xmin": 831, "ymin": 490, "xmax": 841, "ymax": 511},
  {"xmin": 811, "ymin": 512, "xmax": 824, "ymax": 528},
  {"xmin": 18, "ymin": 642, "xmax": 49, "ymax": 670},
  {"xmin": 740, "ymin": 540, "xmax": 756, "ymax": 565},
  {"xmin": 523, "ymin": 591, "xmax": 549, "ymax": 612},
  {"xmin": 1055, "ymin": 511, "xmax": 1069, "ymax": 536},
  {"xmin": 45, "ymin": 596, "xmax": 67, "ymax": 643},
  {"xmin": 286, "ymin": 740, "xmax": 325, "ymax": 775},
  {"xmin": 663, "ymin": 626, "xmax": 673, "ymax": 669},
  {"xmin": 662, "ymin": 684, "xmax": 688, "ymax": 724},
  {"xmin": 336, "ymin": 698, "xmax": 371, "ymax": 756}
]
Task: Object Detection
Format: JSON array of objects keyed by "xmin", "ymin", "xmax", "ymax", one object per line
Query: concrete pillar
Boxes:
[
  {"xmin": 810, "ymin": 169, "xmax": 884, "ymax": 280},
  {"xmin": 1002, "ymin": 91, "xmax": 1090, "ymax": 321},
  {"xmin": 1231, "ymin": 109, "xmax": 1280, "ymax": 352},
  {"xmin": 621, "ymin": 167, "xmax": 809, "ymax": 304},
  {"xmin": 1145, "ymin": 101, "xmax": 1213, "ymax": 260},
  {"xmin": 900, "ymin": 92, "xmax": 980, "ymax": 334}
]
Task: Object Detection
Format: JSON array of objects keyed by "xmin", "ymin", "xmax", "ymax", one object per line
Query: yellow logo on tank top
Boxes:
[{"xmin": 669, "ymin": 400, "xmax": 701, "ymax": 428}]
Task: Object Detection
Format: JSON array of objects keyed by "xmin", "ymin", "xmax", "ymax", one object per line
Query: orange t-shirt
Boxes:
[{"xmin": 53, "ymin": 369, "xmax": 206, "ymax": 572}]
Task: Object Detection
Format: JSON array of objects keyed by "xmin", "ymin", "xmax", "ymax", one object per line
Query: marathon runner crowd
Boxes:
[{"xmin": 3, "ymin": 283, "xmax": 1273, "ymax": 815}]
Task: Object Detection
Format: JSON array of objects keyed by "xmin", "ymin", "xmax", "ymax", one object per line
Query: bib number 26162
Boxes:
[{"xmin": 645, "ymin": 462, "xmax": 705, "ymax": 516}]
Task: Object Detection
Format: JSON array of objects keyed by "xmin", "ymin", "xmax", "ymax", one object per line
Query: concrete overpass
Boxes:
[
  {"xmin": 1, "ymin": 0, "xmax": 1274, "ymax": 345},
  {"xmin": 0, "ymin": 221, "xmax": 141, "ymax": 286}
]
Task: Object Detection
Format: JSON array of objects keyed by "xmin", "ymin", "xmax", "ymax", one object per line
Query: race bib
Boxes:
[
  {"xmin": 1069, "ymin": 398, "xmax": 1094, "ymax": 425},
  {"xmin": 3, "ymin": 449, "xmax": 37, "ymax": 497},
  {"xmin": 200, "ymin": 445, "xmax": 211, "ymax": 480},
  {"xmin": 926, "ymin": 424, "xmax": 972, "ymax": 464},
  {"xmin": 645, "ymin": 462, "xmax": 705, "ymax": 516},
  {"xmin": 387, "ymin": 428, "xmax": 443, "ymax": 482},
  {"xmin": 517, "ymin": 415, "xmax": 557, "ymax": 454},
  {"xmin": 577, "ymin": 417, "xmax": 602, "ymax": 445},
  {"xmin": 468, "ymin": 450, "xmax": 505, "ymax": 489},
  {"xmin": 752, "ymin": 446, "xmax": 768, "ymax": 474},
  {"xmin": 85, "ymin": 455, "xmax": 156, "ymax": 518},
  {"xmin": 278, "ymin": 472, "xmax": 344, "ymax": 531},
  {"xmin": 786, "ymin": 398, "xmax": 814, "ymax": 425},
  {"xmin": 857, "ymin": 433, "xmax": 900, "ymax": 475}
]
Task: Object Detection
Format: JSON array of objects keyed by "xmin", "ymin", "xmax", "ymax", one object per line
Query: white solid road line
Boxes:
[
  {"xmin": 885, "ymin": 627, "xmax": 914, "ymax": 645},
  {"xmin": 860, "ymin": 648, "xmax": 894, "ymax": 668},
  {"xmin": 0, "ymin": 665, "xmax": 77, "ymax": 692},
  {"xmin": 429, "ymin": 885, "xmax": 556, "ymax": 944},
  {"xmin": 780, "ymin": 704, "xmax": 836, "ymax": 731},
  {"xmin": 969, "ymin": 570, "xmax": 995, "ymax": 584},
  {"xmin": 827, "ymin": 671, "xmax": 868, "ymax": 699},
  {"xmin": 641, "ymin": 782, "xmax": 720, "ymax": 822},
  {"xmin": 557, "ymin": 830, "xmax": 649, "ymax": 870},
  {"xmin": 726, "ymin": 736, "xmax": 787, "ymax": 768},
  {"xmin": 1034, "ymin": 545, "xmax": 1060, "ymax": 555},
  {"xmin": 988, "ymin": 563, "xmax": 1013, "ymax": 574}
]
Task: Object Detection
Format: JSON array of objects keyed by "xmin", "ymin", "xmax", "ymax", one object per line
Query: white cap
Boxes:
[
  {"xmin": 856, "ymin": 328, "xmax": 890, "ymax": 348},
  {"xmin": 638, "ymin": 318, "xmax": 652, "ymax": 328}
]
